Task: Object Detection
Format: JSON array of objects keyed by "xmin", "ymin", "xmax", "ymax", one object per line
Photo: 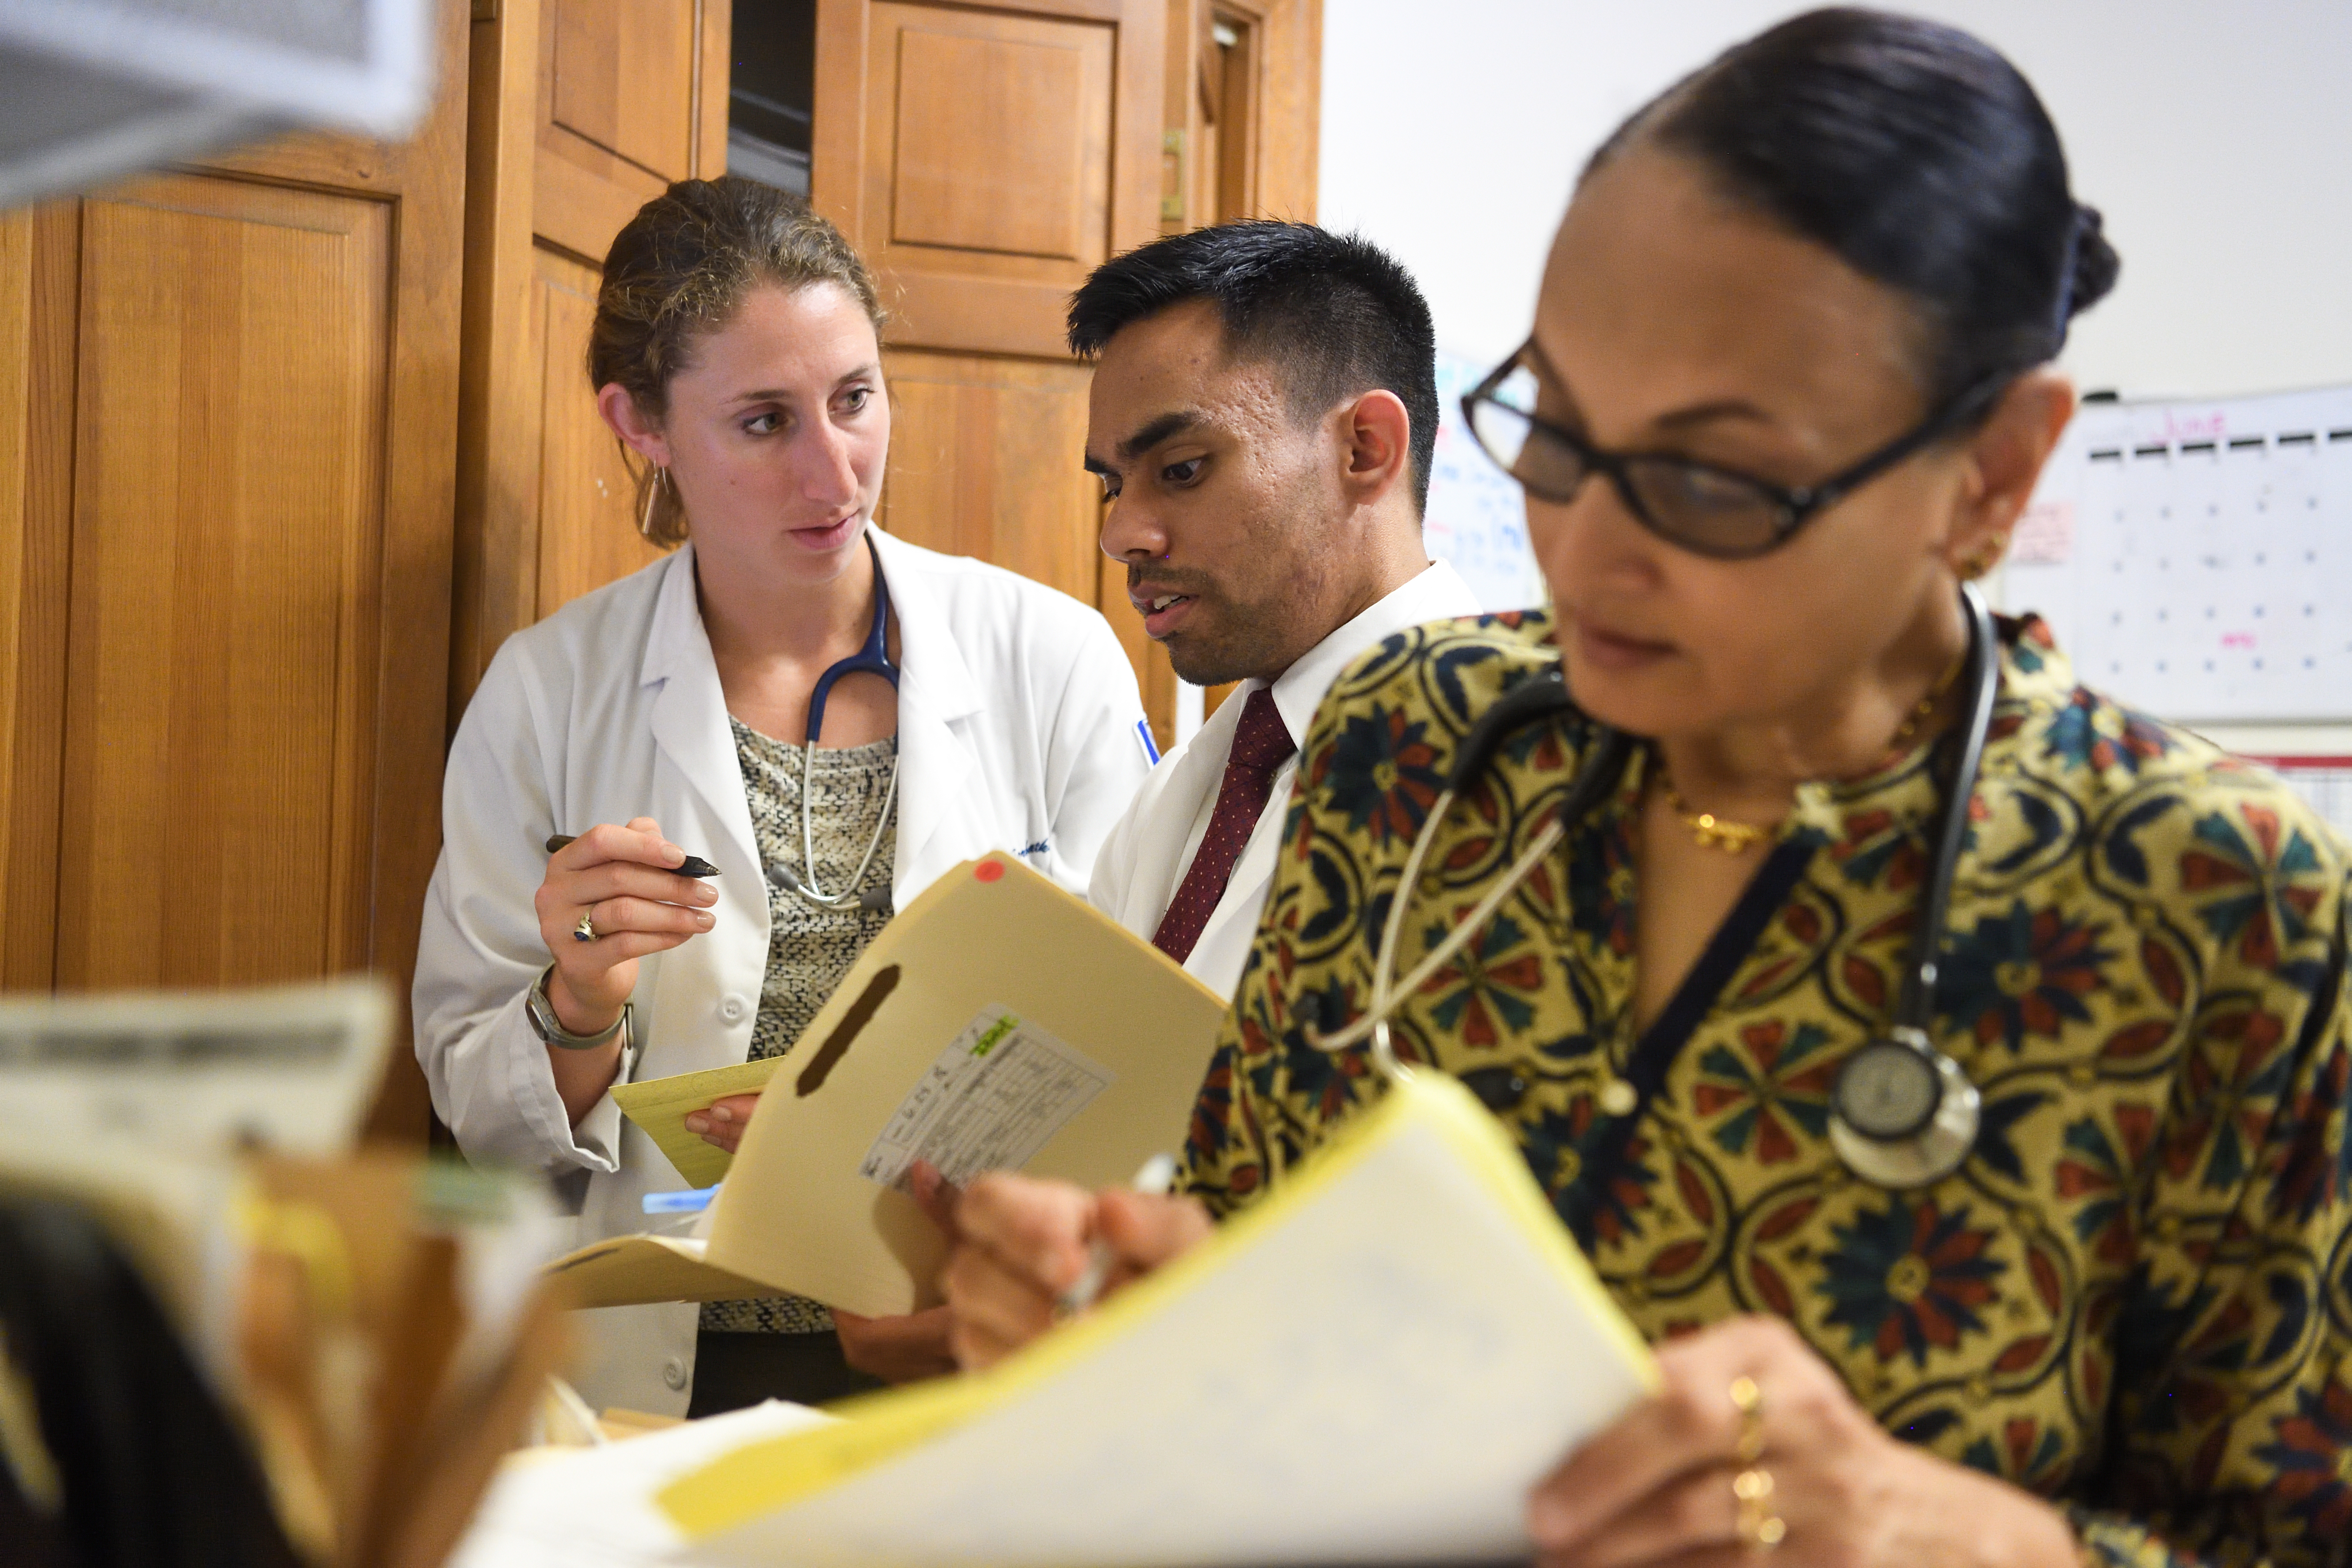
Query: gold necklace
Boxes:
[
  {"xmin": 1657, "ymin": 765, "xmax": 1772, "ymax": 855},
  {"xmin": 1657, "ymin": 653, "xmax": 1969, "ymax": 855}
]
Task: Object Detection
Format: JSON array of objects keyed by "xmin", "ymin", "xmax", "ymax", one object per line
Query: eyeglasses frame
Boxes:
[{"xmin": 1460, "ymin": 344, "xmax": 2017, "ymax": 560}]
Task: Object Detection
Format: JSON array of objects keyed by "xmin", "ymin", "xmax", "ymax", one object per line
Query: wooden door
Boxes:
[
  {"xmin": 809, "ymin": 0, "xmax": 1174, "ymax": 734},
  {"xmin": 449, "ymin": 0, "xmax": 730, "ymax": 715},
  {"xmin": 0, "ymin": 1, "xmax": 472, "ymax": 1137}
]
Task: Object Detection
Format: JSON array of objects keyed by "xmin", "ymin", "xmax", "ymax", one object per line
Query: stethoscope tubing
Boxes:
[
  {"xmin": 776, "ymin": 534, "xmax": 901, "ymax": 912},
  {"xmin": 1309, "ymin": 585, "xmax": 1998, "ymax": 1148}
]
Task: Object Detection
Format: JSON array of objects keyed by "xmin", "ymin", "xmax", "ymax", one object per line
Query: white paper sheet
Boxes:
[
  {"xmin": 692, "ymin": 1106, "xmax": 1652, "ymax": 1567},
  {"xmin": 446, "ymin": 1402, "xmax": 838, "ymax": 1568},
  {"xmin": 0, "ymin": 978, "xmax": 395, "ymax": 1160}
]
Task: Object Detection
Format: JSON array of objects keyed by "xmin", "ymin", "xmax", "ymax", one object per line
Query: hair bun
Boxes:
[{"xmin": 2065, "ymin": 204, "xmax": 2121, "ymax": 317}]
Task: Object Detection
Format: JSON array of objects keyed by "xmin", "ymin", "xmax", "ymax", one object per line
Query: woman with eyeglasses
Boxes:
[{"xmin": 930, "ymin": 12, "xmax": 2352, "ymax": 1566}]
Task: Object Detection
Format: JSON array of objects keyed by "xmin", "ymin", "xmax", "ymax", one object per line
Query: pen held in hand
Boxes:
[
  {"xmin": 545, "ymin": 834, "xmax": 721, "ymax": 878},
  {"xmin": 1056, "ymin": 1152, "xmax": 1179, "ymax": 1319}
]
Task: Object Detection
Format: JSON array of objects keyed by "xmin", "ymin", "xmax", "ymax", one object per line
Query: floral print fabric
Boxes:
[{"xmin": 1178, "ymin": 610, "xmax": 2352, "ymax": 1568}]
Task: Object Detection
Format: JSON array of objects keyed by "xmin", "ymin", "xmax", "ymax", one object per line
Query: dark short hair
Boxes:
[
  {"xmin": 1591, "ymin": 8, "xmax": 2120, "ymax": 408},
  {"xmin": 1067, "ymin": 222, "xmax": 1439, "ymax": 514}
]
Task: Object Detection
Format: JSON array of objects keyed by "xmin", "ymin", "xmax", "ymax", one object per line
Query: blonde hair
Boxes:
[{"xmin": 589, "ymin": 176, "xmax": 887, "ymax": 546}]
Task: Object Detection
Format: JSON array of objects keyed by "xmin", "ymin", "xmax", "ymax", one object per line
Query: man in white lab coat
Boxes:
[{"xmin": 1076, "ymin": 224, "xmax": 1481, "ymax": 1000}]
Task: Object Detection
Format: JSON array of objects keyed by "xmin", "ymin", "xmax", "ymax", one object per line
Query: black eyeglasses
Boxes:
[{"xmin": 1460, "ymin": 345, "xmax": 2013, "ymax": 560}]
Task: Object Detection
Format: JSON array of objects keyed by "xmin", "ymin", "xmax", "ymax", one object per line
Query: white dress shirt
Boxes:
[{"xmin": 1088, "ymin": 560, "xmax": 1481, "ymax": 1001}]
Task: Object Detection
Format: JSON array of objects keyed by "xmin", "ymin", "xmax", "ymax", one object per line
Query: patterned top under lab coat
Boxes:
[
  {"xmin": 701, "ymin": 721, "xmax": 898, "ymax": 1337},
  {"xmin": 1178, "ymin": 609, "xmax": 2352, "ymax": 1568}
]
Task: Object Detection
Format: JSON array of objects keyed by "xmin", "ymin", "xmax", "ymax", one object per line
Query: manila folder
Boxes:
[
  {"xmin": 548, "ymin": 853, "xmax": 1228, "ymax": 1318},
  {"xmin": 656, "ymin": 1071, "xmax": 1660, "ymax": 1567}
]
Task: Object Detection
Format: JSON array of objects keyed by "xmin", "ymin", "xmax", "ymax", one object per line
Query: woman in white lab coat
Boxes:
[{"xmin": 413, "ymin": 177, "xmax": 1151, "ymax": 1418}]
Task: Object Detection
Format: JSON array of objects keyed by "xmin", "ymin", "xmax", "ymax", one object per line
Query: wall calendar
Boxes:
[{"xmin": 2001, "ymin": 383, "xmax": 2352, "ymax": 724}]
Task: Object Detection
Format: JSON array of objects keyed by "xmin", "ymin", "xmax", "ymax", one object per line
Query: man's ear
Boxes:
[
  {"xmin": 596, "ymin": 382, "xmax": 672, "ymax": 468},
  {"xmin": 1337, "ymin": 388, "xmax": 1413, "ymax": 510},
  {"xmin": 1944, "ymin": 368, "xmax": 2074, "ymax": 577}
]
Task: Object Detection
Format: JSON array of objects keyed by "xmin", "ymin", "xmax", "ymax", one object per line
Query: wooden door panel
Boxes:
[
  {"xmin": 0, "ymin": 1, "xmax": 468, "ymax": 1145},
  {"xmin": 534, "ymin": 245, "xmax": 663, "ymax": 617},
  {"xmin": 550, "ymin": 0, "xmax": 698, "ymax": 182},
  {"xmin": 882, "ymin": 8, "xmax": 1111, "ymax": 268},
  {"xmin": 452, "ymin": 0, "xmax": 726, "ymax": 716},
  {"xmin": 535, "ymin": 0, "xmax": 720, "ymax": 270},
  {"xmin": 531, "ymin": 150, "xmax": 660, "ymax": 275},
  {"xmin": 817, "ymin": 0, "xmax": 1162, "ymax": 361},
  {"xmin": 53, "ymin": 176, "xmax": 392, "ymax": 989},
  {"xmin": 880, "ymin": 348, "xmax": 1098, "ymax": 606}
]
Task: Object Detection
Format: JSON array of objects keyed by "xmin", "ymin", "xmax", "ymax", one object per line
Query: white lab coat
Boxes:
[
  {"xmin": 1089, "ymin": 562, "xmax": 1481, "ymax": 1001},
  {"xmin": 415, "ymin": 529, "xmax": 1151, "ymax": 1416}
]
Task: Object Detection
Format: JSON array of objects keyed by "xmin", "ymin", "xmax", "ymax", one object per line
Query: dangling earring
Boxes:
[
  {"xmin": 638, "ymin": 465, "xmax": 670, "ymax": 541},
  {"xmin": 1957, "ymin": 536, "xmax": 2009, "ymax": 580}
]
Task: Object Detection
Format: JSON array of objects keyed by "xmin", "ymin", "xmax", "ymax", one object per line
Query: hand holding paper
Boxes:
[
  {"xmin": 683, "ymin": 1092, "xmax": 763, "ymax": 1154},
  {"xmin": 649, "ymin": 1071, "xmax": 1658, "ymax": 1567},
  {"xmin": 609, "ymin": 1056, "xmax": 782, "ymax": 1191}
]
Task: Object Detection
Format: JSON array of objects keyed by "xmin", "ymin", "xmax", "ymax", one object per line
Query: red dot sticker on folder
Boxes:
[{"xmin": 974, "ymin": 860, "xmax": 1005, "ymax": 883}]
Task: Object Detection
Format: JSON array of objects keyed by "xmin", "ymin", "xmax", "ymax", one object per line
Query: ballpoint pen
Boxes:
[
  {"xmin": 1055, "ymin": 1152, "xmax": 1179, "ymax": 1318},
  {"xmin": 545, "ymin": 833, "xmax": 720, "ymax": 878}
]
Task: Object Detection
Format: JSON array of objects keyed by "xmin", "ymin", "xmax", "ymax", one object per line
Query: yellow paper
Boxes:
[
  {"xmin": 656, "ymin": 1071, "xmax": 1659, "ymax": 1565},
  {"xmin": 610, "ymin": 1056, "xmax": 782, "ymax": 1191},
  {"xmin": 540, "ymin": 1236, "xmax": 781, "ymax": 1309}
]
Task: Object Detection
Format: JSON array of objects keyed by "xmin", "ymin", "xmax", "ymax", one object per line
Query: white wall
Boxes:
[{"xmin": 1321, "ymin": 0, "xmax": 2352, "ymax": 400}]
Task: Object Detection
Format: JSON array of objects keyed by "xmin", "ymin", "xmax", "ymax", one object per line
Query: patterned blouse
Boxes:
[
  {"xmin": 1178, "ymin": 610, "xmax": 2351, "ymax": 1568},
  {"xmin": 702, "ymin": 719, "xmax": 897, "ymax": 1337}
]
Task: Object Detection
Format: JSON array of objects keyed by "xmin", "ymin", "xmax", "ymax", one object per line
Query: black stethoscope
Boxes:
[
  {"xmin": 1310, "ymin": 582, "xmax": 1998, "ymax": 1189},
  {"xmin": 769, "ymin": 535, "xmax": 900, "ymax": 914}
]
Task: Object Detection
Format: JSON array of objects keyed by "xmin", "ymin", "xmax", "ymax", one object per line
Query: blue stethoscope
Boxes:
[
  {"xmin": 770, "ymin": 535, "xmax": 899, "ymax": 913},
  {"xmin": 1311, "ymin": 583, "xmax": 1998, "ymax": 1189}
]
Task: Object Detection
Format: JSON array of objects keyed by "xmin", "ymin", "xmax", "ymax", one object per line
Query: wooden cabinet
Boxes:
[
  {"xmin": 0, "ymin": 3, "xmax": 471, "ymax": 1136},
  {"xmin": 448, "ymin": 0, "xmax": 729, "ymax": 714},
  {"xmin": 0, "ymin": 0, "xmax": 1318, "ymax": 1141}
]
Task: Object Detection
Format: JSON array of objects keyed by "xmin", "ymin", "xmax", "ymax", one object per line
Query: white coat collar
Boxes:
[
  {"xmin": 869, "ymin": 527, "xmax": 981, "ymax": 721},
  {"xmin": 869, "ymin": 528, "xmax": 984, "ymax": 893}
]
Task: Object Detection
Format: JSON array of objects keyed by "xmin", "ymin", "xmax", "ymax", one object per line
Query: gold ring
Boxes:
[
  {"xmin": 1729, "ymin": 1376, "xmax": 1784, "ymax": 1550},
  {"xmin": 573, "ymin": 909, "xmax": 598, "ymax": 943}
]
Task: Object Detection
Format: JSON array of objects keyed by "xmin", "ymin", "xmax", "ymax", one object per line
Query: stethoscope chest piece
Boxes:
[{"xmin": 1828, "ymin": 1026, "xmax": 1981, "ymax": 1187}]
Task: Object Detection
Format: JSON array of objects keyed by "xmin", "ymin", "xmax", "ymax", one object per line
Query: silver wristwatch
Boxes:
[{"xmin": 526, "ymin": 964, "xmax": 631, "ymax": 1051}]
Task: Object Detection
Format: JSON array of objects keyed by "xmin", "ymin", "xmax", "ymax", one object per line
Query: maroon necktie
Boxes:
[{"xmin": 1152, "ymin": 687, "xmax": 1297, "ymax": 964}]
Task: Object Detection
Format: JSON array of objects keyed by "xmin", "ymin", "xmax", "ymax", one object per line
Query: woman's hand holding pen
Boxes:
[{"xmin": 535, "ymin": 817, "xmax": 718, "ymax": 1034}]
